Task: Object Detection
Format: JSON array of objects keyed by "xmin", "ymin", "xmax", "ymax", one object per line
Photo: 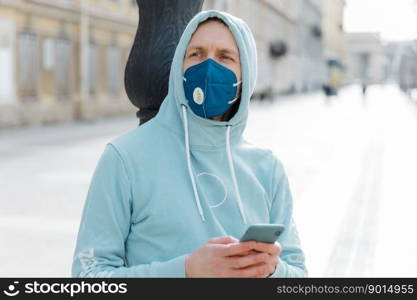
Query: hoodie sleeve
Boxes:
[
  {"xmin": 71, "ymin": 143, "xmax": 187, "ymax": 278},
  {"xmin": 267, "ymin": 155, "xmax": 308, "ymax": 278}
]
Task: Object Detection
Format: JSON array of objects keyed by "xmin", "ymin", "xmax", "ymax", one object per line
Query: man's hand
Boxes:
[
  {"xmin": 185, "ymin": 236, "xmax": 281, "ymax": 278},
  {"xmin": 250, "ymin": 241, "xmax": 282, "ymax": 278}
]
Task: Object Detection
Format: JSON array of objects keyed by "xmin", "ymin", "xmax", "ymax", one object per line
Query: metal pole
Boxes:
[{"xmin": 124, "ymin": 0, "xmax": 204, "ymax": 125}]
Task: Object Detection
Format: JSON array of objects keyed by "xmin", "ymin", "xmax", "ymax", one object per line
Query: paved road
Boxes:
[{"xmin": 1, "ymin": 84, "xmax": 416, "ymax": 277}]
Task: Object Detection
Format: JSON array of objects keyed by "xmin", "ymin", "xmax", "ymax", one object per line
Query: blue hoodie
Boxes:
[{"xmin": 71, "ymin": 10, "xmax": 307, "ymax": 278}]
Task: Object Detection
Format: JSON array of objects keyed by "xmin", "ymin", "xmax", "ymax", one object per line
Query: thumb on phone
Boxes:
[{"xmin": 207, "ymin": 236, "xmax": 238, "ymax": 245}]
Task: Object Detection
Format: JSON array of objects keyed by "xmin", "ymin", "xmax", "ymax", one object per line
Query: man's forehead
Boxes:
[{"xmin": 187, "ymin": 21, "xmax": 239, "ymax": 50}]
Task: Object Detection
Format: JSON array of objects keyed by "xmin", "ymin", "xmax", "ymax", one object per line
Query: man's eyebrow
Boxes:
[
  {"xmin": 187, "ymin": 46, "xmax": 202, "ymax": 50},
  {"xmin": 186, "ymin": 45, "xmax": 204, "ymax": 52},
  {"xmin": 219, "ymin": 48, "xmax": 239, "ymax": 57},
  {"xmin": 186, "ymin": 45, "xmax": 239, "ymax": 57}
]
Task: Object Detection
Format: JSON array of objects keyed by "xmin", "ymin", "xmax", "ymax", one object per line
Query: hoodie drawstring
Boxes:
[
  {"xmin": 226, "ymin": 125, "xmax": 247, "ymax": 224},
  {"xmin": 182, "ymin": 105, "xmax": 205, "ymax": 221},
  {"xmin": 181, "ymin": 104, "xmax": 247, "ymax": 224}
]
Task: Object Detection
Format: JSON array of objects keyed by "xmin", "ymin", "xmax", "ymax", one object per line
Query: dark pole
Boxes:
[{"xmin": 125, "ymin": 0, "xmax": 204, "ymax": 125}]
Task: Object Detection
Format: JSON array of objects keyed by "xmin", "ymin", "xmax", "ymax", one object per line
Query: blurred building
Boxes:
[
  {"xmin": 384, "ymin": 41, "xmax": 408, "ymax": 83},
  {"xmin": 384, "ymin": 40, "xmax": 417, "ymax": 97},
  {"xmin": 293, "ymin": 0, "xmax": 325, "ymax": 93},
  {"xmin": 0, "ymin": 0, "xmax": 341, "ymax": 128},
  {"xmin": 344, "ymin": 32, "xmax": 386, "ymax": 85},
  {"xmin": 0, "ymin": 0, "xmax": 137, "ymax": 128},
  {"xmin": 397, "ymin": 41, "xmax": 417, "ymax": 97},
  {"xmin": 322, "ymin": 0, "xmax": 345, "ymax": 63},
  {"xmin": 321, "ymin": 0, "xmax": 345, "ymax": 90},
  {"xmin": 204, "ymin": 0, "xmax": 326, "ymax": 97}
]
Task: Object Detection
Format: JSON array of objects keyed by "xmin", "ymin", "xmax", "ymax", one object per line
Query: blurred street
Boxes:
[
  {"xmin": 1, "ymin": 84, "xmax": 417, "ymax": 277},
  {"xmin": 247, "ymin": 84, "xmax": 417, "ymax": 277}
]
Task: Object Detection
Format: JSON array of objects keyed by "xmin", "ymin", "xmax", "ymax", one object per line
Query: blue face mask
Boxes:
[{"xmin": 183, "ymin": 58, "xmax": 241, "ymax": 119}]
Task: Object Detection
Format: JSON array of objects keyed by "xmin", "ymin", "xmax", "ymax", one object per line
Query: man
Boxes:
[{"xmin": 72, "ymin": 10, "xmax": 307, "ymax": 278}]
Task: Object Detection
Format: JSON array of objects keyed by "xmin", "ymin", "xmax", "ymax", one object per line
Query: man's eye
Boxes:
[
  {"xmin": 190, "ymin": 52, "xmax": 199, "ymax": 57},
  {"xmin": 220, "ymin": 55, "xmax": 231, "ymax": 61}
]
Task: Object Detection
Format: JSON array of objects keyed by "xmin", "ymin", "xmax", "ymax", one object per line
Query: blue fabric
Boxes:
[
  {"xmin": 183, "ymin": 58, "xmax": 239, "ymax": 118},
  {"xmin": 71, "ymin": 10, "xmax": 307, "ymax": 278}
]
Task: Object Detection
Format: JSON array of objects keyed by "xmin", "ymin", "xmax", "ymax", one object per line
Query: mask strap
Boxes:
[
  {"xmin": 229, "ymin": 80, "xmax": 242, "ymax": 104},
  {"xmin": 233, "ymin": 80, "xmax": 242, "ymax": 87},
  {"xmin": 228, "ymin": 97, "xmax": 239, "ymax": 105}
]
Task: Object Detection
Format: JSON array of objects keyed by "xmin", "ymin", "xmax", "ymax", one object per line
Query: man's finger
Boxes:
[
  {"xmin": 220, "ymin": 241, "xmax": 256, "ymax": 257},
  {"xmin": 252, "ymin": 241, "xmax": 282, "ymax": 256},
  {"xmin": 233, "ymin": 249, "xmax": 258, "ymax": 257},
  {"xmin": 207, "ymin": 236, "xmax": 238, "ymax": 245},
  {"xmin": 229, "ymin": 262, "xmax": 275, "ymax": 278},
  {"xmin": 226, "ymin": 252, "xmax": 269, "ymax": 269}
]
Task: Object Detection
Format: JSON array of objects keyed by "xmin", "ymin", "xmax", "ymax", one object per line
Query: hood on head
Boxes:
[
  {"xmin": 167, "ymin": 10, "xmax": 257, "ymax": 129},
  {"xmin": 154, "ymin": 10, "xmax": 259, "ymax": 147}
]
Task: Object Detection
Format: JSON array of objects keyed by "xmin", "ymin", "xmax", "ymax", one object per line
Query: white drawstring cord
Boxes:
[
  {"xmin": 226, "ymin": 125, "xmax": 247, "ymax": 224},
  {"xmin": 180, "ymin": 104, "xmax": 246, "ymax": 224},
  {"xmin": 181, "ymin": 105, "xmax": 205, "ymax": 221}
]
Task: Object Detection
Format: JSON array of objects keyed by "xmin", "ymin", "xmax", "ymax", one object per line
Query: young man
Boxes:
[{"xmin": 72, "ymin": 10, "xmax": 307, "ymax": 278}]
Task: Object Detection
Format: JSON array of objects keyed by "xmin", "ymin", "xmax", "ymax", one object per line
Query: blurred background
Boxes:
[{"xmin": 1, "ymin": 0, "xmax": 417, "ymax": 277}]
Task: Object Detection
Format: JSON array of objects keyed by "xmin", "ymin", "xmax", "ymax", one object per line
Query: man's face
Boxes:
[{"xmin": 183, "ymin": 20, "xmax": 241, "ymax": 82}]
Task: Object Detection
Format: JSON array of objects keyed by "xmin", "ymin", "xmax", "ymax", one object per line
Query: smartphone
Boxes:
[{"xmin": 239, "ymin": 224, "xmax": 285, "ymax": 243}]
